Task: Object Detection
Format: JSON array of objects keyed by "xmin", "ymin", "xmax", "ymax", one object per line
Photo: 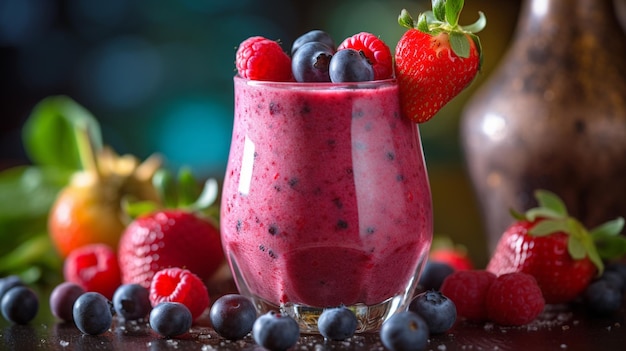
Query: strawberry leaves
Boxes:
[
  {"xmin": 520, "ymin": 189, "xmax": 626, "ymax": 275},
  {"xmin": 398, "ymin": 0, "xmax": 486, "ymax": 59}
]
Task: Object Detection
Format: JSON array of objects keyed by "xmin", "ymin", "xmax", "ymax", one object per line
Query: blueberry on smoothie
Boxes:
[
  {"xmin": 329, "ymin": 48, "xmax": 375, "ymax": 82},
  {"xmin": 292, "ymin": 41, "xmax": 333, "ymax": 82},
  {"xmin": 291, "ymin": 29, "xmax": 336, "ymax": 55}
]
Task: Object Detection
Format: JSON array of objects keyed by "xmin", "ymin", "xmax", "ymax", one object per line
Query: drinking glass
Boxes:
[{"xmin": 220, "ymin": 76, "xmax": 433, "ymax": 333}]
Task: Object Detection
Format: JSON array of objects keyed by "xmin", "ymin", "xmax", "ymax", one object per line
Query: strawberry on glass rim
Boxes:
[
  {"xmin": 487, "ymin": 189, "xmax": 626, "ymax": 304},
  {"xmin": 395, "ymin": 0, "xmax": 486, "ymax": 123}
]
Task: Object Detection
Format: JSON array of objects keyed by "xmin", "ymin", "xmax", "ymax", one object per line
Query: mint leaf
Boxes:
[{"xmin": 22, "ymin": 96, "xmax": 102, "ymax": 170}]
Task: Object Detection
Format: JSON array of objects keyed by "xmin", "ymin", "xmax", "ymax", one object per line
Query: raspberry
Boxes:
[
  {"xmin": 337, "ymin": 32, "xmax": 393, "ymax": 80},
  {"xmin": 63, "ymin": 243, "xmax": 122, "ymax": 300},
  {"xmin": 149, "ymin": 267, "xmax": 209, "ymax": 321},
  {"xmin": 486, "ymin": 272, "xmax": 545, "ymax": 326},
  {"xmin": 440, "ymin": 270, "xmax": 496, "ymax": 321},
  {"xmin": 236, "ymin": 36, "xmax": 293, "ymax": 81}
]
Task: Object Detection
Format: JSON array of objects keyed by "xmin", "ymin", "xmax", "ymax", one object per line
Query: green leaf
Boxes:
[
  {"xmin": 589, "ymin": 217, "xmax": 624, "ymax": 237},
  {"xmin": 461, "ymin": 11, "xmax": 487, "ymax": 33},
  {"xmin": 594, "ymin": 232, "xmax": 626, "ymax": 260},
  {"xmin": 534, "ymin": 189, "xmax": 568, "ymax": 216},
  {"xmin": 449, "ymin": 31, "xmax": 470, "ymax": 58},
  {"xmin": 528, "ymin": 219, "xmax": 569, "ymax": 237},
  {"xmin": 177, "ymin": 167, "xmax": 200, "ymax": 207},
  {"xmin": 417, "ymin": 12, "xmax": 430, "ymax": 32},
  {"xmin": 188, "ymin": 178, "xmax": 219, "ymax": 212},
  {"xmin": 22, "ymin": 96, "xmax": 102, "ymax": 170},
  {"xmin": 153, "ymin": 168, "xmax": 178, "ymax": 208},
  {"xmin": 398, "ymin": 9, "xmax": 415, "ymax": 29},
  {"xmin": 432, "ymin": 0, "xmax": 446, "ymax": 22},
  {"xmin": 0, "ymin": 234, "xmax": 53, "ymax": 272},
  {"xmin": 445, "ymin": 0, "xmax": 464, "ymax": 27},
  {"xmin": 567, "ymin": 236, "xmax": 587, "ymax": 260}
]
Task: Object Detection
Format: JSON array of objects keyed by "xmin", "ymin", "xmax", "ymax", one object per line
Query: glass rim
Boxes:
[{"xmin": 234, "ymin": 75, "xmax": 397, "ymax": 90}]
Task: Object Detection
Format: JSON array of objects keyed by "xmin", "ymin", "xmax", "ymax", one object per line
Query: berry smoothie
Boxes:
[{"xmin": 221, "ymin": 76, "xmax": 432, "ymax": 330}]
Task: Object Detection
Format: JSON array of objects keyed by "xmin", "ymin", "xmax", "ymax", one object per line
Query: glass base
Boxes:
[{"xmin": 247, "ymin": 294, "xmax": 408, "ymax": 334}]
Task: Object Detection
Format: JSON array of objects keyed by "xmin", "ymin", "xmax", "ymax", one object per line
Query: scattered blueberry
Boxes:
[
  {"xmin": 113, "ymin": 284, "xmax": 151, "ymax": 321},
  {"xmin": 252, "ymin": 311, "xmax": 300, "ymax": 351},
  {"xmin": 408, "ymin": 290, "xmax": 456, "ymax": 334},
  {"xmin": 49, "ymin": 282, "xmax": 85, "ymax": 322},
  {"xmin": 291, "ymin": 41, "xmax": 333, "ymax": 82},
  {"xmin": 1, "ymin": 286, "xmax": 39, "ymax": 324},
  {"xmin": 291, "ymin": 29, "xmax": 336, "ymax": 55},
  {"xmin": 149, "ymin": 302, "xmax": 192, "ymax": 338},
  {"xmin": 209, "ymin": 294, "xmax": 257, "ymax": 340},
  {"xmin": 605, "ymin": 262, "xmax": 626, "ymax": 293},
  {"xmin": 380, "ymin": 311, "xmax": 429, "ymax": 351},
  {"xmin": 317, "ymin": 305, "xmax": 358, "ymax": 341},
  {"xmin": 418, "ymin": 261, "xmax": 454, "ymax": 291},
  {"xmin": 329, "ymin": 49, "xmax": 374, "ymax": 82},
  {"xmin": 600, "ymin": 271, "xmax": 625, "ymax": 293},
  {"xmin": 584, "ymin": 279, "xmax": 623, "ymax": 317},
  {"xmin": 0, "ymin": 275, "xmax": 25, "ymax": 300},
  {"xmin": 73, "ymin": 292, "xmax": 113, "ymax": 335}
]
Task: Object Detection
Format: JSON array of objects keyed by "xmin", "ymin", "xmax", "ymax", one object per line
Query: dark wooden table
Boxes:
[{"xmin": 1, "ymin": 278, "xmax": 624, "ymax": 351}]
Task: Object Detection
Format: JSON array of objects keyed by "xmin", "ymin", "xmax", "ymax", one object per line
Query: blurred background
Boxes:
[{"xmin": 0, "ymin": 0, "xmax": 525, "ymax": 267}]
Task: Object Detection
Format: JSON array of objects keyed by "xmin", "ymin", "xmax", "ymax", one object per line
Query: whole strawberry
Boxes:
[
  {"xmin": 118, "ymin": 169, "xmax": 224, "ymax": 288},
  {"xmin": 395, "ymin": 0, "xmax": 486, "ymax": 123},
  {"xmin": 487, "ymin": 190, "xmax": 626, "ymax": 304}
]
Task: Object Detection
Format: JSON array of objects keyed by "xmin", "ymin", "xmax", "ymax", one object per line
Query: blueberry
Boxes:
[
  {"xmin": 252, "ymin": 311, "xmax": 300, "ymax": 351},
  {"xmin": 291, "ymin": 41, "xmax": 333, "ymax": 82},
  {"xmin": 73, "ymin": 292, "xmax": 113, "ymax": 335},
  {"xmin": 209, "ymin": 294, "xmax": 257, "ymax": 340},
  {"xmin": 380, "ymin": 311, "xmax": 429, "ymax": 351},
  {"xmin": 49, "ymin": 282, "xmax": 85, "ymax": 322},
  {"xmin": 418, "ymin": 261, "xmax": 454, "ymax": 291},
  {"xmin": 113, "ymin": 284, "xmax": 152, "ymax": 321},
  {"xmin": 150, "ymin": 302, "xmax": 192, "ymax": 338},
  {"xmin": 584, "ymin": 279, "xmax": 623, "ymax": 317},
  {"xmin": 329, "ymin": 48, "xmax": 374, "ymax": 83},
  {"xmin": 1, "ymin": 286, "xmax": 39, "ymax": 325},
  {"xmin": 605, "ymin": 262, "xmax": 626, "ymax": 292},
  {"xmin": 317, "ymin": 305, "xmax": 358, "ymax": 340},
  {"xmin": 0, "ymin": 275, "xmax": 25, "ymax": 300},
  {"xmin": 408, "ymin": 290, "xmax": 456, "ymax": 334},
  {"xmin": 291, "ymin": 29, "xmax": 335, "ymax": 55},
  {"xmin": 600, "ymin": 271, "xmax": 625, "ymax": 293}
]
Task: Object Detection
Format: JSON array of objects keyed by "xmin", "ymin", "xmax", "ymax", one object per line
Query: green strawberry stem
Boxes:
[
  {"xmin": 398, "ymin": 0, "xmax": 486, "ymax": 60},
  {"xmin": 520, "ymin": 189, "xmax": 626, "ymax": 275}
]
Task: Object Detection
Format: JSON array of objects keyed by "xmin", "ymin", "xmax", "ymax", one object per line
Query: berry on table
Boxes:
[
  {"xmin": 1, "ymin": 286, "xmax": 39, "ymax": 325},
  {"xmin": 252, "ymin": 311, "xmax": 300, "ymax": 351},
  {"xmin": 149, "ymin": 267, "xmax": 209, "ymax": 321},
  {"xmin": 0, "ymin": 275, "xmax": 25, "ymax": 300},
  {"xmin": 63, "ymin": 243, "xmax": 122, "ymax": 300},
  {"xmin": 113, "ymin": 283, "xmax": 152, "ymax": 321},
  {"xmin": 317, "ymin": 305, "xmax": 358, "ymax": 341},
  {"xmin": 50, "ymin": 282, "xmax": 85, "ymax": 322},
  {"xmin": 291, "ymin": 41, "xmax": 334, "ymax": 82},
  {"xmin": 72, "ymin": 292, "xmax": 113, "ymax": 335},
  {"xmin": 418, "ymin": 261, "xmax": 454, "ymax": 291},
  {"xmin": 209, "ymin": 294, "xmax": 257, "ymax": 340},
  {"xmin": 583, "ymin": 279, "xmax": 623, "ymax": 317},
  {"xmin": 291, "ymin": 29, "xmax": 336, "ymax": 55},
  {"xmin": 236, "ymin": 36, "xmax": 293, "ymax": 81},
  {"xmin": 149, "ymin": 302, "xmax": 193, "ymax": 338},
  {"xmin": 380, "ymin": 311, "xmax": 429, "ymax": 351},
  {"xmin": 329, "ymin": 48, "xmax": 374, "ymax": 83},
  {"xmin": 337, "ymin": 32, "xmax": 393, "ymax": 80},
  {"xmin": 485, "ymin": 272, "xmax": 545, "ymax": 326},
  {"xmin": 440, "ymin": 269, "xmax": 496, "ymax": 321},
  {"xmin": 408, "ymin": 290, "xmax": 456, "ymax": 334}
]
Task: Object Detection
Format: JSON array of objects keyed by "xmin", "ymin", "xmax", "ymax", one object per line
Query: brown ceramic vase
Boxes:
[{"xmin": 461, "ymin": 0, "xmax": 626, "ymax": 252}]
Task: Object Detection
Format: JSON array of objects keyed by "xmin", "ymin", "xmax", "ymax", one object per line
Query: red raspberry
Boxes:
[
  {"xmin": 486, "ymin": 272, "xmax": 545, "ymax": 326},
  {"xmin": 440, "ymin": 269, "xmax": 496, "ymax": 321},
  {"xmin": 149, "ymin": 267, "xmax": 209, "ymax": 321},
  {"xmin": 63, "ymin": 243, "xmax": 122, "ymax": 300},
  {"xmin": 236, "ymin": 36, "xmax": 293, "ymax": 81},
  {"xmin": 337, "ymin": 32, "xmax": 393, "ymax": 80}
]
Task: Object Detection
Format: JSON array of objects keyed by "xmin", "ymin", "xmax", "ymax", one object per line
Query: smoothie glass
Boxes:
[{"xmin": 220, "ymin": 76, "xmax": 433, "ymax": 333}]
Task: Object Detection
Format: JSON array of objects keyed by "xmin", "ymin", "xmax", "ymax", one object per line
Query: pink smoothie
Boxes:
[{"xmin": 221, "ymin": 77, "xmax": 432, "ymax": 309}]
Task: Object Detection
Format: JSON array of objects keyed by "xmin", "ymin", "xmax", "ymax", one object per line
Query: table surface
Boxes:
[{"xmin": 1, "ymin": 275, "xmax": 624, "ymax": 351}]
